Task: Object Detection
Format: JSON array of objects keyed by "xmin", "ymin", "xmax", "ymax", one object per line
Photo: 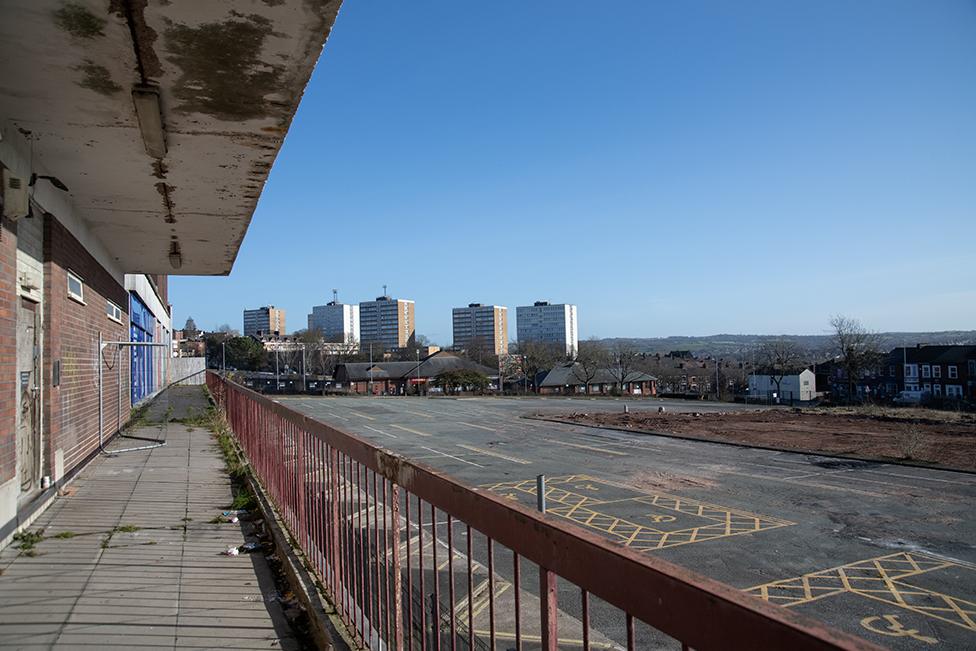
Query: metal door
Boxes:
[{"xmin": 16, "ymin": 297, "xmax": 40, "ymax": 493}]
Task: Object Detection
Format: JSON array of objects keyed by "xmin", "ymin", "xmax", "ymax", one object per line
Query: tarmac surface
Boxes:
[{"xmin": 278, "ymin": 394, "xmax": 976, "ymax": 650}]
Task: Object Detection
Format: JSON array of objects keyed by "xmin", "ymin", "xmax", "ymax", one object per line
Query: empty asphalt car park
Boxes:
[{"xmin": 277, "ymin": 395, "xmax": 976, "ymax": 649}]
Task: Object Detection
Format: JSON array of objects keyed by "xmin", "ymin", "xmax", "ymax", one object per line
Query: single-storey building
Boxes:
[
  {"xmin": 334, "ymin": 352, "xmax": 496, "ymax": 395},
  {"xmin": 748, "ymin": 368, "xmax": 816, "ymax": 403},
  {"xmin": 539, "ymin": 364, "xmax": 657, "ymax": 396}
]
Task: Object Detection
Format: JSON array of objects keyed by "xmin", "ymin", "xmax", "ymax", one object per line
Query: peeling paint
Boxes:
[
  {"xmin": 75, "ymin": 60, "xmax": 122, "ymax": 95},
  {"xmin": 53, "ymin": 2, "xmax": 107, "ymax": 39},
  {"xmin": 164, "ymin": 14, "xmax": 285, "ymax": 121},
  {"xmin": 109, "ymin": 0, "xmax": 163, "ymax": 79}
]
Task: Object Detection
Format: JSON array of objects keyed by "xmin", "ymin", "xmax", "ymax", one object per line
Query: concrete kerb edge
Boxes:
[
  {"xmin": 524, "ymin": 414, "xmax": 976, "ymax": 477},
  {"xmin": 205, "ymin": 391, "xmax": 356, "ymax": 651}
]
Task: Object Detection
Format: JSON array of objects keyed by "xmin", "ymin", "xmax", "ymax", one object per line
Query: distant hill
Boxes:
[{"xmin": 597, "ymin": 331, "xmax": 976, "ymax": 359}]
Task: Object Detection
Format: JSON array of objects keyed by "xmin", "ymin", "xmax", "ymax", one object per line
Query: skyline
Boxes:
[{"xmin": 171, "ymin": 1, "xmax": 976, "ymax": 341}]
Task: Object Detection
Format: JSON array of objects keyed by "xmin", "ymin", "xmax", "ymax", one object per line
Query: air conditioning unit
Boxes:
[{"xmin": 2, "ymin": 167, "xmax": 29, "ymax": 220}]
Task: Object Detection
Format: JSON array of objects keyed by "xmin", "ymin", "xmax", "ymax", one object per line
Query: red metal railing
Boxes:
[{"xmin": 207, "ymin": 372, "xmax": 878, "ymax": 651}]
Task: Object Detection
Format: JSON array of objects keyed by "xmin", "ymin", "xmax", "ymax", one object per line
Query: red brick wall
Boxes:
[
  {"xmin": 0, "ymin": 217, "xmax": 17, "ymax": 484},
  {"xmin": 44, "ymin": 216, "xmax": 129, "ymax": 477}
]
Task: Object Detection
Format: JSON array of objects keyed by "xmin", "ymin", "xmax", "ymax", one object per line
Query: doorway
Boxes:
[{"xmin": 16, "ymin": 297, "xmax": 41, "ymax": 495}]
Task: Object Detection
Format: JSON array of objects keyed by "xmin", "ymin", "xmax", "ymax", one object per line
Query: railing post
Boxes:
[
  {"xmin": 540, "ymin": 568, "xmax": 558, "ymax": 651},
  {"xmin": 391, "ymin": 484, "xmax": 404, "ymax": 651},
  {"xmin": 427, "ymin": 592, "xmax": 438, "ymax": 651}
]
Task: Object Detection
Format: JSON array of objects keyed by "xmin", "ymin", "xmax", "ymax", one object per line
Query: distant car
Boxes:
[{"xmin": 893, "ymin": 390, "xmax": 931, "ymax": 406}]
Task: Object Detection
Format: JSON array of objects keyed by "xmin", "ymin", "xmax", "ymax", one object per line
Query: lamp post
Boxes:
[
  {"xmin": 416, "ymin": 347, "xmax": 421, "ymax": 396},
  {"xmin": 221, "ymin": 341, "xmax": 226, "ymax": 372},
  {"xmin": 368, "ymin": 342, "xmax": 373, "ymax": 395}
]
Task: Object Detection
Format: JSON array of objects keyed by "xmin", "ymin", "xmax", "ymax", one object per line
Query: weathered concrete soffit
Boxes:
[{"xmin": 0, "ymin": 0, "xmax": 342, "ymax": 274}]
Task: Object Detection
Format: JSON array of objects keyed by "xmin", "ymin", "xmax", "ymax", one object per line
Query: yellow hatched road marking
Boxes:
[{"xmin": 748, "ymin": 552, "xmax": 976, "ymax": 632}]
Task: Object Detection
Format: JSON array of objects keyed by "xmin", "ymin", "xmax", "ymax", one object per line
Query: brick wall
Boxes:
[
  {"xmin": 43, "ymin": 216, "xmax": 129, "ymax": 477},
  {"xmin": 0, "ymin": 217, "xmax": 17, "ymax": 484}
]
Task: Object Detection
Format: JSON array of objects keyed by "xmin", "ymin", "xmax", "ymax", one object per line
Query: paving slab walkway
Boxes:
[{"xmin": 0, "ymin": 386, "xmax": 303, "ymax": 650}]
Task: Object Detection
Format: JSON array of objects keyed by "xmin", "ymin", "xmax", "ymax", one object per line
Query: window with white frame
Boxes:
[
  {"xmin": 106, "ymin": 299, "xmax": 123, "ymax": 324},
  {"xmin": 922, "ymin": 365, "xmax": 931, "ymax": 378},
  {"xmin": 946, "ymin": 385, "xmax": 962, "ymax": 397},
  {"xmin": 948, "ymin": 365, "xmax": 958, "ymax": 379},
  {"xmin": 67, "ymin": 270, "xmax": 84, "ymax": 303},
  {"xmin": 933, "ymin": 365, "xmax": 941, "ymax": 378},
  {"xmin": 905, "ymin": 364, "xmax": 918, "ymax": 378}
]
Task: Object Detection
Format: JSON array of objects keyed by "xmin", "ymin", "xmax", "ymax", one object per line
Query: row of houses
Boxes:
[{"xmin": 817, "ymin": 344, "xmax": 976, "ymax": 402}]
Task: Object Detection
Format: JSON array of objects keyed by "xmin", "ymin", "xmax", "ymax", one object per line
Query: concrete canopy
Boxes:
[{"xmin": 0, "ymin": 0, "xmax": 341, "ymax": 275}]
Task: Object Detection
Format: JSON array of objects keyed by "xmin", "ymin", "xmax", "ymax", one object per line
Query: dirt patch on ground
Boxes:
[{"xmin": 549, "ymin": 408, "xmax": 976, "ymax": 472}]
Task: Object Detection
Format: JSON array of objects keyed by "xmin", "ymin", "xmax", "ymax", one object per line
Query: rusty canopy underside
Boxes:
[{"xmin": 0, "ymin": 0, "xmax": 341, "ymax": 275}]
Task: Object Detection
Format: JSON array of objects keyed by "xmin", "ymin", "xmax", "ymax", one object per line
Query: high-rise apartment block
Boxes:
[
  {"xmin": 359, "ymin": 295, "xmax": 415, "ymax": 350},
  {"xmin": 516, "ymin": 301, "xmax": 578, "ymax": 356},
  {"xmin": 243, "ymin": 305, "xmax": 286, "ymax": 337},
  {"xmin": 452, "ymin": 303, "xmax": 508, "ymax": 356},
  {"xmin": 308, "ymin": 301, "xmax": 360, "ymax": 343}
]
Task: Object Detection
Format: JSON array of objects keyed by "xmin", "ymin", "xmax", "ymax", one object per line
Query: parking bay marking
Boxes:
[
  {"xmin": 364, "ymin": 425, "xmax": 397, "ymax": 439},
  {"xmin": 456, "ymin": 444, "xmax": 531, "ymax": 465},
  {"xmin": 748, "ymin": 551, "xmax": 976, "ymax": 634},
  {"xmin": 458, "ymin": 421, "xmax": 497, "ymax": 432},
  {"xmin": 543, "ymin": 439, "xmax": 628, "ymax": 456},
  {"xmin": 390, "ymin": 424, "xmax": 431, "ymax": 437}
]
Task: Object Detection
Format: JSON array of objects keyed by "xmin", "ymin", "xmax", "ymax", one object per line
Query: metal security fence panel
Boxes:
[{"xmin": 207, "ymin": 372, "xmax": 877, "ymax": 651}]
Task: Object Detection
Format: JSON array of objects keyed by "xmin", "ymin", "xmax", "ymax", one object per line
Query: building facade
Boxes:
[
  {"xmin": 359, "ymin": 296, "xmax": 415, "ymax": 351},
  {"xmin": 452, "ymin": 303, "xmax": 508, "ymax": 356},
  {"xmin": 516, "ymin": 301, "xmax": 578, "ymax": 357},
  {"xmin": 884, "ymin": 345, "xmax": 976, "ymax": 400},
  {"xmin": 243, "ymin": 305, "xmax": 285, "ymax": 337},
  {"xmin": 308, "ymin": 301, "xmax": 360, "ymax": 343},
  {"xmin": 748, "ymin": 369, "xmax": 817, "ymax": 403}
]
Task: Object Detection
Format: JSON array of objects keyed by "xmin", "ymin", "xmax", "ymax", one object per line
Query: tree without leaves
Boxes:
[
  {"xmin": 830, "ymin": 315, "xmax": 883, "ymax": 403},
  {"xmin": 572, "ymin": 339, "xmax": 609, "ymax": 394},
  {"xmin": 511, "ymin": 340, "xmax": 565, "ymax": 393},
  {"xmin": 606, "ymin": 342, "xmax": 641, "ymax": 395},
  {"xmin": 757, "ymin": 339, "xmax": 805, "ymax": 400}
]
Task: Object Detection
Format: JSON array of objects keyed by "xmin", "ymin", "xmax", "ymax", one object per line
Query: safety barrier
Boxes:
[{"xmin": 207, "ymin": 372, "xmax": 875, "ymax": 651}]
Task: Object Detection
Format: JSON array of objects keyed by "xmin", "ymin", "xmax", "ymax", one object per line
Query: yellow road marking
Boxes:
[
  {"xmin": 390, "ymin": 424, "xmax": 431, "ymax": 437},
  {"xmin": 473, "ymin": 630, "xmax": 619, "ymax": 649},
  {"xmin": 457, "ymin": 444, "xmax": 531, "ymax": 465},
  {"xmin": 544, "ymin": 439, "xmax": 627, "ymax": 456},
  {"xmin": 458, "ymin": 421, "xmax": 496, "ymax": 432},
  {"xmin": 347, "ymin": 410, "xmax": 375, "ymax": 421}
]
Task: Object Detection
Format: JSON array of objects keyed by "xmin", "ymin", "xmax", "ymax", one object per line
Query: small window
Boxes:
[
  {"xmin": 922, "ymin": 365, "xmax": 931, "ymax": 378},
  {"xmin": 948, "ymin": 365, "xmax": 958, "ymax": 379},
  {"xmin": 67, "ymin": 270, "xmax": 84, "ymax": 304},
  {"xmin": 933, "ymin": 365, "xmax": 941, "ymax": 378},
  {"xmin": 106, "ymin": 300, "xmax": 123, "ymax": 324}
]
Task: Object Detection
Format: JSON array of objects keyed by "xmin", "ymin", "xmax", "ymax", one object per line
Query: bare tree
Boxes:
[
  {"xmin": 830, "ymin": 315, "xmax": 883, "ymax": 403},
  {"xmin": 757, "ymin": 339, "xmax": 804, "ymax": 401},
  {"xmin": 606, "ymin": 342, "xmax": 641, "ymax": 395},
  {"xmin": 512, "ymin": 340, "xmax": 564, "ymax": 393},
  {"xmin": 572, "ymin": 339, "xmax": 608, "ymax": 395}
]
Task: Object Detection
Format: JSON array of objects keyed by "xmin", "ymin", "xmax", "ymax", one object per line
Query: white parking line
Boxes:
[
  {"xmin": 458, "ymin": 421, "xmax": 496, "ymax": 432},
  {"xmin": 390, "ymin": 424, "xmax": 431, "ymax": 437},
  {"xmin": 347, "ymin": 410, "xmax": 375, "ymax": 421},
  {"xmin": 456, "ymin": 444, "xmax": 531, "ymax": 465},
  {"xmin": 364, "ymin": 425, "xmax": 397, "ymax": 439},
  {"xmin": 544, "ymin": 439, "xmax": 628, "ymax": 456},
  {"xmin": 421, "ymin": 446, "xmax": 484, "ymax": 468}
]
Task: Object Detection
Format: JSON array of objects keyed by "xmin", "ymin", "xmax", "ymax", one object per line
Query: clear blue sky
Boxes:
[{"xmin": 171, "ymin": 1, "xmax": 976, "ymax": 343}]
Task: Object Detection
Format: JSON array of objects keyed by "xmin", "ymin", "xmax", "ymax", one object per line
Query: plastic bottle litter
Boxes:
[
  {"xmin": 223, "ymin": 546, "xmax": 240, "ymax": 556},
  {"xmin": 230, "ymin": 516, "xmax": 239, "ymax": 524},
  {"xmin": 222, "ymin": 510, "xmax": 248, "ymax": 517},
  {"xmin": 239, "ymin": 542, "xmax": 260, "ymax": 553}
]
